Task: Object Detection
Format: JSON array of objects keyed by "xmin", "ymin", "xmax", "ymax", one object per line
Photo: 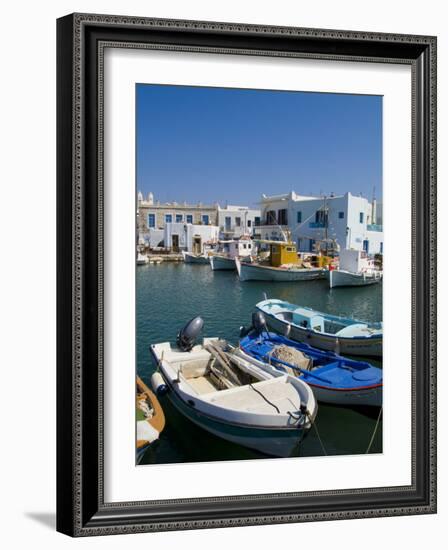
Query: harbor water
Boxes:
[{"xmin": 137, "ymin": 262, "xmax": 383, "ymax": 465}]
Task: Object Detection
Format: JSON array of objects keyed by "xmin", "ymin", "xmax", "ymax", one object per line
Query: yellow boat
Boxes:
[
  {"xmin": 236, "ymin": 240, "xmax": 324, "ymax": 282},
  {"xmin": 136, "ymin": 376, "xmax": 165, "ymax": 463}
]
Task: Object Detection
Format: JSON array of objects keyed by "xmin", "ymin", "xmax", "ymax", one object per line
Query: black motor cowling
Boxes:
[
  {"xmin": 252, "ymin": 311, "xmax": 267, "ymax": 334},
  {"xmin": 177, "ymin": 316, "xmax": 204, "ymax": 351}
]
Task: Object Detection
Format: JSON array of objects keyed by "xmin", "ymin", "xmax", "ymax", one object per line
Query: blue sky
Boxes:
[{"xmin": 136, "ymin": 84, "xmax": 382, "ymax": 207}]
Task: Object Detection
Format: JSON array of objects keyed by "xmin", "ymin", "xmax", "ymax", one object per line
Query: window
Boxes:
[
  {"xmin": 380, "ymin": 242, "xmax": 383, "ymax": 254},
  {"xmin": 225, "ymin": 216, "xmax": 231, "ymax": 230},
  {"xmin": 165, "ymin": 214, "xmax": 172, "ymax": 224},
  {"xmin": 266, "ymin": 210, "xmax": 276, "ymax": 225},
  {"xmin": 235, "ymin": 217, "xmax": 241, "ymax": 227},
  {"xmin": 338, "ymin": 211, "xmax": 344, "ymax": 219},
  {"xmin": 278, "ymin": 209, "xmax": 288, "ymax": 225},
  {"xmin": 186, "ymin": 214, "xmax": 193, "ymax": 224},
  {"xmin": 175, "ymin": 214, "xmax": 183, "ymax": 223},
  {"xmin": 359, "ymin": 212, "xmax": 364, "ymax": 224},
  {"xmin": 254, "ymin": 217, "xmax": 260, "ymax": 227},
  {"xmin": 297, "ymin": 211, "xmax": 302, "ymax": 224},
  {"xmin": 247, "ymin": 220, "xmax": 252, "ymax": 227},
  {"xmin": 148, "ymin": 213, "xmax": 155, "ymax": 228},
  {"xmin": 202, "ymin": 215, "xmax": 209, "ymax": 225},
  {"xmin": 315, "ymin": 209, "xmax": 328, "ymax": 226}
]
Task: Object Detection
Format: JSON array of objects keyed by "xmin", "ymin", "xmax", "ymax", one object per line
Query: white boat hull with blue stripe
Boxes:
[{"xmin": 256, "ymin": 299, "xmax": 382, "ymax": 357}]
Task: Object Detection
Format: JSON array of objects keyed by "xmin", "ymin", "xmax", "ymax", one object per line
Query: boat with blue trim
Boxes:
[
  {"xmin": 239, "ymin": 316, "xmax": 382, "ymax": 407},
  {"xmin": 256, "ymin": 299, "xmax": 382, "ymax": 357}
]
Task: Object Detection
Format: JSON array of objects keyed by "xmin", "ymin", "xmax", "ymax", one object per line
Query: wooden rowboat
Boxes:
[{"xmin": 136, "ymin": 376, "xmax": 165, "ymax": 463}]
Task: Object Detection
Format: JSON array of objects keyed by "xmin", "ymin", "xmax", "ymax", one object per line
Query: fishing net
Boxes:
[{"xmin": 270, "ymin": 345, "xmax": 312, "ymax": 371}]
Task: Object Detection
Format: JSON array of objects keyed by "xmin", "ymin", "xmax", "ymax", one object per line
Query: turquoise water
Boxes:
[{"xmin": 137, "ymin": 263, "xmax": 383, "ymax": 464}]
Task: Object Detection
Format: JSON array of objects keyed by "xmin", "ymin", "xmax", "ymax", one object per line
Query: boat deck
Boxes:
[{"xmin": 206, "ymin": 377, "xmax": 301, "ymax": 414}]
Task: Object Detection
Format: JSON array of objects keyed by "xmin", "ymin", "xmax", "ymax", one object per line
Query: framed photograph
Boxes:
[{"xmin": 56, "ymin": 13, "xmax": 437, "ymax": 536}]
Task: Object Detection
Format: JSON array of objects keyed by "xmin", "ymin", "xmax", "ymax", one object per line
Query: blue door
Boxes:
[{"xmin": 363, "ymin": 239, "xmax": 369, "ymax": 253}]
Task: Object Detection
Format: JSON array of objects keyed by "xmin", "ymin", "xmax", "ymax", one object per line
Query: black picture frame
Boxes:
[{"xmin": 57, "ymin": 13, "xmax": 437, "ymax": 537}]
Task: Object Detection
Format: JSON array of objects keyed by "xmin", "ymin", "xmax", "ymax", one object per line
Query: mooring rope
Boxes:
[
  {"xmin": 365, "ymin": 406, "xmax": 383, "ymax": 454},
  {"xmin": 306, "ymin": 411, "xmax": 327, "ymax": 456}
]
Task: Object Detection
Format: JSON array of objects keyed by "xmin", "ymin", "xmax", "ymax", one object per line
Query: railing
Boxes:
[{"xmin": 367, "ymin": 224, "xmax": 383, "ymax": 232}]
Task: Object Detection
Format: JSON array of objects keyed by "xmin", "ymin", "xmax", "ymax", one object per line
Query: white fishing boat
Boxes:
[
  {"xmin": 210, "ymin": 237, "xmax": 254, "ymax": 271},
  {"xmin": 136, "ymin": 252, "xmax": 148, "ymax": 265},
  {"xmin": 256, "ymin": 299, "xmax": 382, "ymax": 357},
  {"xmin": 150, "ymin": 318, "xmax": 317, "ymax": 457},
  {"xmin": 329, "ymin": 249, "xmax": 382, "ymax": 288},
  {"xmin": 235, "ymin": 241, "xmax": 323, "ymax": 282},
  {"xmin": 210, "ymin": 255, "xmax": 237, "ymax": 270},
  {"xmin": 182, "ymin": 251, "xmax": 210, "ymax": 264}
]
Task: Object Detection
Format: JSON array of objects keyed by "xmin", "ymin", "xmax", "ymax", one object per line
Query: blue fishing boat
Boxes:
[
  {"xmin": 256, "ymin": 299, "xmax": 382, "ymax": 357},
  {"xmin": 239, "ymin": 314, "xmax": 382, "ymax": 407}
]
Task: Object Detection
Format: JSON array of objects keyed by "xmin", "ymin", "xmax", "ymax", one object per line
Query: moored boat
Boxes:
[
  {"xmin": 182, "ymin": 251, "xmax": 210, "ymax": 264},
  {"xmin": 136, "ymin": 376, "xmax": 166, "ymax": 463},
  {"xmin": 256, "ymin": 299, "xmax": 382, "ymax": 357},
  {"xmin": 150, "ymin": 318, "xmax": 317, "ymax": 457},
  {"xmin": 210, "ymin": 255, "xmax": 237, "ymax": 270},
  {"xmin": 239, "ymin": 314, "xmax": 382, "ymax": 407},
  {"xmin": 235, "ymin": 240, "xmax": 323, "ymax": 282},
  {"xmin": 329, "ymin": 249, "xmax": 382, "ymax": 288},
  {"xmin": 210, "ymin": 237, "xmax": 254, "ymax": 271},
  {"xmin": 136, "ymin": 252, "xmax": 148, "ymax": 265},
  {"xmin": 329, "ymin": 269, "xmax": 382, "ymax": 288}
]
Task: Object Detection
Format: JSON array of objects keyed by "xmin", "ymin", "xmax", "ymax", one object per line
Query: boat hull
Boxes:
[
  {"xmin": 182, "ymin": 251, "xmax": 210, "ymax": 264},
  {"xmin": 258, "ymin": 308, "xmax": 382, "ymax": 357},
  {"xmin": 236, "ymin": 258, "xmax": 323, "ymax": 282},
  {"xmin": 164, "ymin": 381, "xmax": 306, "ymax": 457},
  {"xmin": 330, "ymin": 269, "xmax": 382, "ymax": 288},
  {"xmin": 210, "ymin": 255, "xmax": 237, "ymax": 271},
  {"xmin": 309, "ymin": 384, "xmax": 382, "ymax": 407},
  {"xmin": 239, "ymin": 333, "xmax": 382, "ymax": 406}
]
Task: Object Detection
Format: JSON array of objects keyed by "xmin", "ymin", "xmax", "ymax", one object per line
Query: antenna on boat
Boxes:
[{"xmin": 262, "ymin": 291, "xmax": 268, "ymax": 301}]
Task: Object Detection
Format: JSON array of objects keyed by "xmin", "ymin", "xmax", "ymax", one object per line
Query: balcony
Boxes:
[{"xmin": 367, "ymin": 224, "xmax": 383, "ymax": 232}]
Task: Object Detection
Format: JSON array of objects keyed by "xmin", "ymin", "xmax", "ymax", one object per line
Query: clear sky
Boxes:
[{"xmin": 136, "ymin": 84, "xmax": 382, "ymax": 207}]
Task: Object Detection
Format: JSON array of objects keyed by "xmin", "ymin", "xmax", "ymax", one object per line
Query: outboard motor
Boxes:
[
  {"xmin": 176, "ymin": 316, "xmax": 204, "ymax": 351},
  {"xmin": 252, "ymin": 311, "xmax": 268, "ymax": 335}
]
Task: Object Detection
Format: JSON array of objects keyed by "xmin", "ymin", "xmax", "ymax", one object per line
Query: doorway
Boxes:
[{"xmin": 192, "ymin": 236, "xmax": 202, "ymax": 254}]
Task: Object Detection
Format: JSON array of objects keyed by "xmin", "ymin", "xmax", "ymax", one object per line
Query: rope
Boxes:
[
  {"xmin": 249, "ymin": 383, "xmax": 280, "ymax": 414},
  {"xmin": 365, "ymin": 407, "xmax": 383, "ymax": 454},
  {"xmin": 307, "ymin": 411, "xmax": 327, "ymax": 456}
]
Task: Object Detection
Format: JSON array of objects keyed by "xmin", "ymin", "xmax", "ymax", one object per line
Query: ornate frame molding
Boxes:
[{"xmin": 57, "ymin": 13, "xmax": 437, "ymax": 537}]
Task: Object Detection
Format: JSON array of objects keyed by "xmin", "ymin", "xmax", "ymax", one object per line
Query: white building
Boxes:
[
  {"xmin": 258, "ymin": 191, "xmax": 383, "ymax": 255},
  {"xmin": 164, "ymin": 222, "xmax": 219, "ymax": 254},
  {"xmin": 217, "ymin": 205, "xmax": 261, "ymax": 238}
]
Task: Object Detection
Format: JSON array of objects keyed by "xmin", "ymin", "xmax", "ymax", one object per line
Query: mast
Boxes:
[{"xmin": 324, "ymin": 194, "xmax": 328, "ymax": 256}]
